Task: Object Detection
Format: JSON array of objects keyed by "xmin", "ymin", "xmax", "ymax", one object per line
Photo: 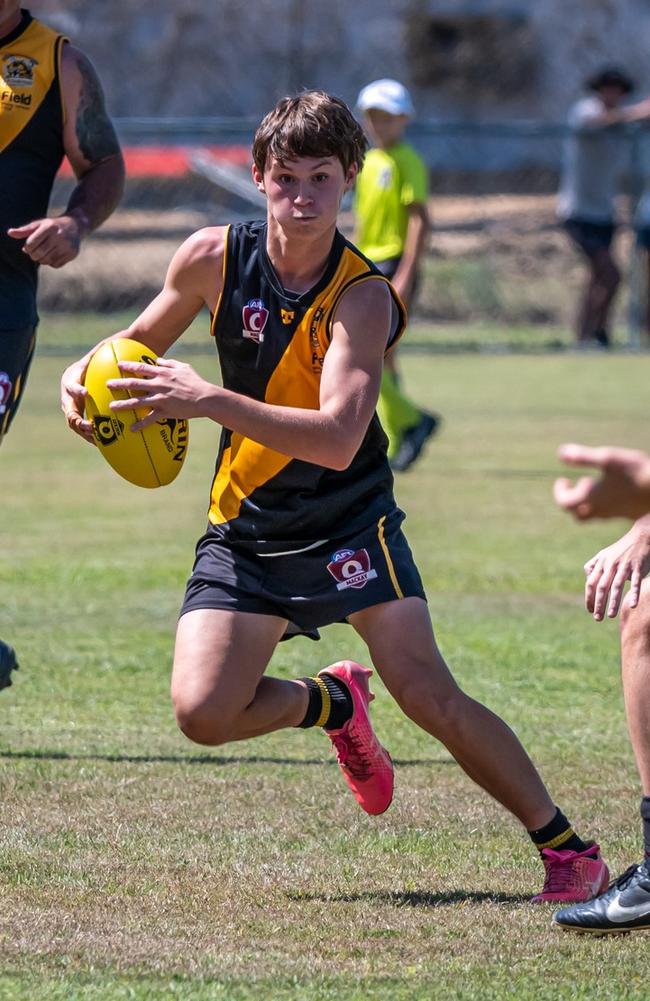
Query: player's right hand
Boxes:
[
  {"xmin": 61, "ymin": 357, "xmax": 94, "ymax": 443},
  {"xmin": 584, "ymin": 514, "xmax": 650, "ymax": 620}
]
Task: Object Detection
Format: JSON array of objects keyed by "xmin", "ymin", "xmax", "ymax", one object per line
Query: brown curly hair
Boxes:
[{"xmin": 252, "ymin": 90, "xmax": 368, "ymax": 175}]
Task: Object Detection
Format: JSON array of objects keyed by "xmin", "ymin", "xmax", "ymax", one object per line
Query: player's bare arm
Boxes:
[
  {"xmin": 61, "ymin": 227, "xmax": 226, "ymax": 442},
  {"xmin": 8, "ymin": 45, "xmax": 124, "ymax": 268},
  {"xmin": 110, "ymin": 277, "xmax": 392, "ymax": 470},
  {"xmin": 392, "ymin": 202, "xmax": 429, "ymax": 306},
  {"xmin": 583, "ymin": 513, "xmax": 650, "ymax": 620}
]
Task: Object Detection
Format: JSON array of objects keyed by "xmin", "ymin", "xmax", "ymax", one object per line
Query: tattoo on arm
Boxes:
[{"xmin": 73, "ymin": 51, "xmax": 121, "ymax": 163}]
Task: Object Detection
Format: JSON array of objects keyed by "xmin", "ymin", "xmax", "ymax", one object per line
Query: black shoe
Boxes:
[
  {"xmin": 390, "ymin": 412, "xmax": 441, "ymax": 473},
  {"xmin": 593, "ymin": 329, "xmax": 611, "ymax": 349},
  {"xmin": 553, "ymin": 863, "xmax": 650, "ymax": 934},
  {"xmin": 0, "ymin": 640, "xmax": 18, "ymax": 691}
]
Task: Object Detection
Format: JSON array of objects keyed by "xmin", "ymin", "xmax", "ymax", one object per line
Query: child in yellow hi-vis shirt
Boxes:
[{"xmin": 354, "ymin": 79, "xmax": 440, "ymax": 472}]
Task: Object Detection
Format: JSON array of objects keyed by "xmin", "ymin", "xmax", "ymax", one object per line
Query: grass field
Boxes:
[{"xmin": 2, "ymin": 323, "xmax": 650, "ymax": 999}]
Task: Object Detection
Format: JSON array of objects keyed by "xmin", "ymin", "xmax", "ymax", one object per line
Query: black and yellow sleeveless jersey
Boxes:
[
  {"xmin": 0, "ymin": 10, "xmax": 67, "ymax": 328},
  {"xmin": 206, "ymin": 220, "xmax": 406, "ymax": 546}
]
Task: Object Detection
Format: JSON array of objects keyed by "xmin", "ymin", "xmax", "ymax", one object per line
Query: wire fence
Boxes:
[{"xmin": 39, "ymin": 119, "xmax": 650, "ymax": 351}]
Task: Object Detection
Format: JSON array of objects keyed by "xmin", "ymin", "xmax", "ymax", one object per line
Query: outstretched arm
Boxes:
[
  {"xmin": 391, "ymin": 203, "xmax": 429, "ymax": 309},
  {"xmin": 8, "ymin": 44, "xmax": 124, "ymax": 268},
  {"xmin": 553, "ymin": 443, "xmax": 650, "ymax": 521}
]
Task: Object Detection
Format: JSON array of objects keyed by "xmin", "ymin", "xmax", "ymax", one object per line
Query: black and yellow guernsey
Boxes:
[
  {"xmin": 0, "ymin": 9, "xmax": 67, "ymax": 328},
  {"xmin": 207, "ymin": 220, "xmax": 406, "ymax": 547}
]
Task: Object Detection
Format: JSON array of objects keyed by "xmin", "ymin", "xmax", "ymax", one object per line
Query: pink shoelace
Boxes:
[
  {"xmin": 541, "ymin": 857, "xmax": 582, "ymax": 894},
  {"xmin": 330, "ymin": 733, "xmax": 373, "ymax": 782}
]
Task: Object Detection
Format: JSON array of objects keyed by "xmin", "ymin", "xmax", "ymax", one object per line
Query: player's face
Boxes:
[
  {"xmin": 253, "ymin": 155, "xmax": 357, "ymax": 235},
  {"xmin": 363, "ymin": 109, "xmax": 408, "ymax": 149},
  {"xmin": 0, "ymin": 0, "xmax": 21, "ymax": 30}
]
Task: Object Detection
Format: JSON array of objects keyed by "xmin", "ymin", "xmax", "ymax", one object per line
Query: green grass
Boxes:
[{"xmin": 2, "ymin": 329, "xmax": 650, "ymax": 999}]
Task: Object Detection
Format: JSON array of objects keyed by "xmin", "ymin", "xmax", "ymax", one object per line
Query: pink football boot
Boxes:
[
  {"xmin": 318, "ymin": 661, "xmax": 394, "ymax": 816},
  {"xmin": 532, "ymin": 843, "xmax": 610, "ymax": 903}
]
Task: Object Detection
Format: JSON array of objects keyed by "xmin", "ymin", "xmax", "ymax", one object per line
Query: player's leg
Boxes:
[
  {"xmin": 554, "ymin": 580, "xmax": 650, "ymax": 932},
  {"xmin": 350, "ymin": 597, "xmax": 555, "ymax": 825},
  {"xmin": 621, "ymin": 578, "xmax": 650, "ymax": 804},
  {"xmin": 588, "ymin": 246, "xmax": 620, "ymax": 345},
  {"xmin": 631, "ymin": 230, "xmax": 650, "ymax": 340},
  {"xmin": 171, "ymin": 607, "xmax": 308, "ymax": 745},
  {"xmin": 0, "ymin": 324, "xmax": 37, "ymax": 691},
  {"xmin": 564, "ymin": 221, "xmax": 618, "ymax": 345},
  {"xmin": 377, "ymin": 361, "xmax": 421, "ymax": 458},
  {"xmin": 349, "ymin": 596, "xmax": 608, "ymax": 900}
]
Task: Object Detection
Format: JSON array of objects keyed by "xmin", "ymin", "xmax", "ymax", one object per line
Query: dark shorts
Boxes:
[
  {"xmin": 0, "ymin": 325, "xmax": 37, "ymax": 442},
  {"xmin": 636, "ymin": 227, "xmax": 650, "ymax": 250},
  {"xmin": 563, "ymin": 219, "xmax": 616, "ymax": 259},
  {"xmin": 180, "ymin": 507, "xmax": 426, "ymax": 641},
  {"xmin": 374, "ymin": 256, "xmax": 420, "ymax": 299}
]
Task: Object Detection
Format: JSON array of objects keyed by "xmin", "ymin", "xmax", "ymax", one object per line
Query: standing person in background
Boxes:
[
  {"xmin": 354, "ymin": 79, "xmax": 440, "ymax": 473},
  {"xmin": 553, "ymin": 442, "xmax": 650, "ymax": 933},
  {"xmin": 0, "ymin": 1, "xmax": 125, "ymax": 690},
  {"xmin": 557, "ymin": 67, "xmax": 650, "ymax": 348}
]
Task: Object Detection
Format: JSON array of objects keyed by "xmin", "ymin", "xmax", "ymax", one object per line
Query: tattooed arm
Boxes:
[{"xmin": 7, "ymin": 44, "xmax": 125, "ymax": 268}]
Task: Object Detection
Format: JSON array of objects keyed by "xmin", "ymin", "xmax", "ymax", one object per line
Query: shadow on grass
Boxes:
[
  {"xmin": 286, "ymin": 888, "xmax": 531, "ymax": 906},
  {"xmin": 0, "ymin": 748, "xmax": 453, "ymax": 768}
]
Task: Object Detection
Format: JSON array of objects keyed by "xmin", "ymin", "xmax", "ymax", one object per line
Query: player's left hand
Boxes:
[
  {"xmin": 7, "ymin": 215, "xmax": 85, "ymax": 268},
  {"xmin": 584, "ymin": 514, "xmax": 650, "ymax": 620},
  {"xmin": 107, "ymin": 358, "xmax": 214, "ymax": 428}
]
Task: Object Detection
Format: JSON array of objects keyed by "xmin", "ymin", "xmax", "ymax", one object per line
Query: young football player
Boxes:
[{"xmin": 62, "ymin": 91, "xmax": 607, "ymax": 902}]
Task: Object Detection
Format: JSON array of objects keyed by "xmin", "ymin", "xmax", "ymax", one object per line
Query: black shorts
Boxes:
[
  {"xmin": 636, "ymin": 227, "xmax": 650, "ymax": 250},
  {"xmin": 563, "ymin": 219, "xmax": 616, "ymax": 259},
  {"xmin": 180, "ymin": 507, "xmax": 426, "ymax": 641},
  {"xmin": 374, "ymin": 256, "xmax": 420, "ymax": 299},
  {"xmin": 0, "ymin": 325, "xmax": 37, "ymax": 442}
]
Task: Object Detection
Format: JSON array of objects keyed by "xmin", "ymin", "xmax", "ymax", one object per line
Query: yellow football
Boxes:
[{"xmin": 84, "ymin": 338, "xmax": 189, "ymax": 488}]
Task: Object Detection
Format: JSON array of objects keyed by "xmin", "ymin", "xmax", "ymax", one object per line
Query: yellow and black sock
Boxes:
[
  {"xmin": 528, "ymin": 807, "xmax": 593, "ymax": 855},
  {"xmin": 297, "ymin": 674, "xmax": 353, "ymax": 730}
]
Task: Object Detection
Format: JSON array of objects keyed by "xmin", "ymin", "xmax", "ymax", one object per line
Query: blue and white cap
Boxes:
[{"xmin": 356, "ymin": 79, "xmax": 415, "ymax": 117}]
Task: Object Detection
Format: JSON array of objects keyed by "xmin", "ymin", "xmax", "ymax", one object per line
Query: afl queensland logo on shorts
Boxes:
[
  {"xmin": 327, "ymin": 548, "xmax": 378, "ymax": 591},
  {"xmin": 0, "ymin": 372, "xmax": 12, "ymax": 415},
  {"xmin": 242, "ymin": 298, "xmax": 269, "ymax": 343}
]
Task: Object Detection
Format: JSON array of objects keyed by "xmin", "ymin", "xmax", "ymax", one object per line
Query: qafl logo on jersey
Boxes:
[
  {"xmin": 327, "ymin": 548, "xmax": 378, "ymax": 591},
  {"xmin": 242, "ymin": 298, "xmax": 269, "ymax": 343},
  {"xmin": 2, "ymin": 54, "xmax": 37, "ymax": 87},
  {"xmin": 0, "ymin": 372, "xmax": 13, "ymax": 415}
]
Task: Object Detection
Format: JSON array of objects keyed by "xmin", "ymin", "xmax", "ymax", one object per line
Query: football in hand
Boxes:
[{"xmin": 84, "ymin": 338, "xmax": 189, "ymax": 488}]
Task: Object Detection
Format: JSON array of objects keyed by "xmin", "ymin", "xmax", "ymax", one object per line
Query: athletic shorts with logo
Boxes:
[
  {"xmin": 180, "ymin": 506, "xmax": 426, "ymax": 640},
  {"xmin": 0, "ymin": 325, "xmax": 37, "ymax": 441}
]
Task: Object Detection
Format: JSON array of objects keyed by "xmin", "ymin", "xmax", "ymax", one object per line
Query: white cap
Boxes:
[{"xmin": 356, "ymin": 79, "xmax": 415, "ymax": 117}]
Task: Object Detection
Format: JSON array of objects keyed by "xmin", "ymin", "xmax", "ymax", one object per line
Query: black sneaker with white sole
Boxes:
[
  {"xmin": 0, "ymin": 640, "xmax": 18, "ymax": 691},
  {"xmin": 553, "ymin": 863, "xmax": 650, "ymax": 934}
]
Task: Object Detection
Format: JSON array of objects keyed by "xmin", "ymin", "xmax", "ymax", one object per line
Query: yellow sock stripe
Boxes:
[
  {"xmin": 377, "ymin": 515, "xmax": 404, "ymax": 599},
  {"xmin": 536, "ymin": 826, "xmax": 576, "ymax": 850},
  {"xmin": 314, "ymin": 676, "xmax": 331, "ymax": 728}
]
